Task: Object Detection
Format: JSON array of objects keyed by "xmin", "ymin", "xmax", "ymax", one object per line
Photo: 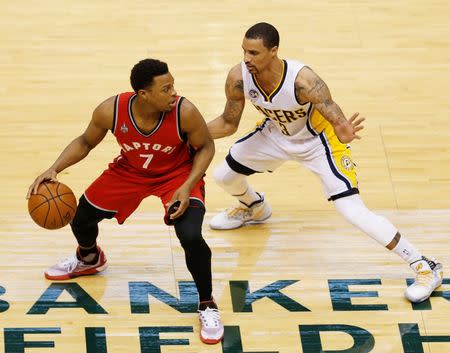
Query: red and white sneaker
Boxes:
[
  {"xmin": 198, "ymin": 300, "xmax": 224, "ymax": 344},
  {"xmin": 44, "ymin": 247, "xmax": 108, "ymax": 280}
]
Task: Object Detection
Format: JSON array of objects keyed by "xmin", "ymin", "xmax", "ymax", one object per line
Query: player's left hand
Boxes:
[
  {"xmin": 166, "ymin": 185, "xmax": 191, "ymax": 220},
  {"xmin": 334, "ymin": 112, "xmax": 365, "ymax": 143}
]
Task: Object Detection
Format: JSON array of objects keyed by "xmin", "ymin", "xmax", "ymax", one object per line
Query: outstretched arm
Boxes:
[
  {"xmin": 167, "ymin": 98, "xmax": 215, "ymax": 219},
  {"xmin": 207, "ymin": 64, "xmax": 246, "ymax": 139},
  {"xmin": 295, "ymin": 67, "xmax": 364, "ymax": 143},
  {"xmin": 27, "ymin": 96, "xmax": 114, "ymax": 198}
]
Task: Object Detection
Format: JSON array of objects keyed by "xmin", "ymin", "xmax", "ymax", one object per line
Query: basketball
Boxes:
[{"xmin": 28, "ymin": 181, "xmax": 77, "ymax": 230}]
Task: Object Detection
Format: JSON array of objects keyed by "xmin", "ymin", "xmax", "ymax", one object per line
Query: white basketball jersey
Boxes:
[{"xmin": 242, "ymin": 59, "xmax": 313, "ymax": 138}]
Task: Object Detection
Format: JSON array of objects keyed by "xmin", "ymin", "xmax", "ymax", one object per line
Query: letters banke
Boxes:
[{"xmin": 0, "ymin": 279, "xmax": 448, "ymax": 352}]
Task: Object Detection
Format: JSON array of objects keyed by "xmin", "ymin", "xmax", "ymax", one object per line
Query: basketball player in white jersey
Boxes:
[{"xmin": 207, "ymin": 22, "xmax": 443, "ymax": 303}]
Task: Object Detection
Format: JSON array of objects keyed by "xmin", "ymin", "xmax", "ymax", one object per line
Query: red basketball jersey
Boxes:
[{"xmin": 111, "ymin": 92, "xmax": 193, "ymax": 179}]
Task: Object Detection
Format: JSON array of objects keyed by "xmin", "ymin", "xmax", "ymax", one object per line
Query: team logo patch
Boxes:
[
  {"xmin": 340, "ymin": 156, "xmax": 354, "ymax": 170},
  {"xmin": 120, "ymin": 123, "xmax": 129, "ymax": 134},
  {"xmin": 249, "ymin": 89, "xmax": 259, "ymax": 99}
]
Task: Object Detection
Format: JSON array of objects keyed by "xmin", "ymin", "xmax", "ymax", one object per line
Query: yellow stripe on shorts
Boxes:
[{"xmin": 310, "ymin": 109, "xmax": 358, "ymax": 189}]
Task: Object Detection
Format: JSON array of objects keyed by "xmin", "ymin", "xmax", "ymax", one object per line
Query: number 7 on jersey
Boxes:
[{"xmin": 140, "ymin": 154, "xmax": 154, "ymax": 169}]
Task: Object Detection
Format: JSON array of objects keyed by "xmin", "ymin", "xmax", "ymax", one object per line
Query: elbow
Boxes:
[
  {"xmin": 224, "ymin": 123, "xmax": 238, "ymax": 137},
  {"xmin": 207, "ymin": 138, "xmax": 216, "ymax": 157},
  {"xmin": 195, "ymin": 136, "xmax": 215, "ymax": 154},
  {"xmin": 229, "ymin": 124, "xmax": 239, "ymax": 135},
  {"xmin": 78, "ymin": 135, "xmax": 95, "ymax": 155}
]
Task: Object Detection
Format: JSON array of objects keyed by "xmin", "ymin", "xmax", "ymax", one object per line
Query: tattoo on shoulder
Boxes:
[
  {"xmin": 234, "ymin": 80, "xmax": 244, "ymax": 92},
  {"xmin": 299, "ymin": 77, "xmax": 329, "ymax": 103},
  {"xmin": 310, "ymin": 78, "xmax": 326, "ymax": 96},
  {"xmin": 323, "ymin": 98, "xmax": 333, "ymax": 107}
]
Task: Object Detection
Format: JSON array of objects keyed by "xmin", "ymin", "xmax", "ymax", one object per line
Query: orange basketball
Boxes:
[{"xmin": 28, "ymin": 181, "xmax": 77, "ymax": 230}]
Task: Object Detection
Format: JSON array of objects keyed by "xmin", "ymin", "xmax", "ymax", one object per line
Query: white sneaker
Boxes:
[
  {"xmin": 405, "ymin": 257, "xmax": 443, "ymax": 303},
  {"xmin": 198, "ymin": 306, "xmax": 224, "ymax": 344},
  {"xmin": 45, "ymin": 247, "xmax": 108, "ymax": 280},
  {"xmin": 209, "ymin": 194, "xmax": 272, "ymax": 230}
]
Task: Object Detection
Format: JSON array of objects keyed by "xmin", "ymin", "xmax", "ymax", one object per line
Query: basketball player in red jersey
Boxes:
[{"xmin": 27, "ymin": 59, "xmax": 224, "ymax": 344}]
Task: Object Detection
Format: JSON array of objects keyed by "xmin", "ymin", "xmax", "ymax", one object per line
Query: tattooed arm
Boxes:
[
  {"xmin": 207, "ymin": 64, "xmax": 246, "ymax": 139},
  {"xmin": 295, "ymin": 67, "xmax": 364, "ymax": 143}
]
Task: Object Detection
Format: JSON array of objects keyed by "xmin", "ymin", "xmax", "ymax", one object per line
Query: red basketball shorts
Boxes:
[{"xmin": 84, "ymin": 163, "xmax": 205, "ymax": 225}]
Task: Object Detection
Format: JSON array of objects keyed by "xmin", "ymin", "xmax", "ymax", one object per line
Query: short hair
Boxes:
[
  {"xmin": 130, "ymin": 59, "xmax": 169, "ymax": 92},
  {"xmin": 245, "ymin": 22, "xmax": 280, "ymax": 49}
]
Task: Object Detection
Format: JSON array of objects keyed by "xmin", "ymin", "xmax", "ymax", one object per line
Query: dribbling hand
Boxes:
[{"xmin": 27, "ymin": 169, "xmax": 58, "ymax": 199}]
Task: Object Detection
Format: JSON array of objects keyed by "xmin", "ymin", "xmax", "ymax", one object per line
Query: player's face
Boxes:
[
  {"xmin": 242, "ymin": 37, "xmax": 278, "ymax": 74},
  {"xmin": 142, "ymin": 72, "xmax": 177, "ymax": 112}
]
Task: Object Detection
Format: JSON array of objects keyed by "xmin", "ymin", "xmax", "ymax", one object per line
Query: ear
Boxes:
[
  {"xmin": 270, "ymin": 46, "xmax": 278, "ymax": 57},
  {"xmin": 138, "ymin": 88, "xmax": 150, "ymax": 99}
]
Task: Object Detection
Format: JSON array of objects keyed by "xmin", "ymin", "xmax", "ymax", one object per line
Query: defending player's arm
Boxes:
[
  {"xmin": 295, "ymin": 67, "xmax": 365, "ymax": 143},
  {"xmin": 207, "ymin": 64, "xmax": 246, "ymax": 139},
  {"xmin": 167, "ymin": 98, "xmax": 215, "ymax": 219},
  {"xmin": 27, "ymin": 97, "xmax": 114, "ymax": 198}
]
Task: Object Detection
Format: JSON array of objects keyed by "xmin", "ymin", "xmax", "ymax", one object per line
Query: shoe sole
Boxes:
[
  {"xmin": 44, "ymin": 262, "xmax": 108, "ymax": 281},
  {"xmin": 404, "ymin": 278, "xmax": 443, "ymax": 303},
  {"xmin": 209, "ymin": 212, "xmax": 272, "ymax": 230},
  {"xmin": 200, "ymin": 332, "xmax": 224, "ymax": 344}
]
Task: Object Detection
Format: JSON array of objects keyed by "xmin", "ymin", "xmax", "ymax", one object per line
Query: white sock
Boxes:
[
  {"xmin": 235, "ymin": 187, "xmax": 262, "ymax": 207},
  {"xmin": 392, "ymin": 236, "xmax": 422, "ymax": 264}
]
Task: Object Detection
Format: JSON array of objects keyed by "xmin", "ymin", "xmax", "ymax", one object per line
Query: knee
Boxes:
[
  {"xmin": 174, "ymin": 220, "xmax": 210, "ymax": 255},
  {"xmin": 334, "ymin": 194, "xmax": 387, "ymax": 230},
  {"xmin": 175, "ymin": 225, "xmax": 202, "ymax": 248},
  {"xmin": 71, "ymin": 195, "xmax": 113, "ymax": 229},
  {"xmin": 213, "ymin": 161, "xmax": 241, "ymax": 187},
  {"xmin": 335, "ymin": 205, "xmax": 361, "ymax": 224},
  {"xmin": 174, "ymin": 200, "xmax": 209, "ymax": 251},
  {"xmin": 177, "ymin": 232, "xmax": 211, "ymax": 259},
  {"xmin": 71, "ymin": 196, "xmax": 94, "ymax": 228},
  {"xmin": 334, "ymin": 194, "xmax": 370, "ymax": 225}
]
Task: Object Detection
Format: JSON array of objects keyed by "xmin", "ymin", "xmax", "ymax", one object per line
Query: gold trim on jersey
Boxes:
[
  {"xmin": 251, "ymin": 59, "xmax": 287, "ymax": 102},
  {"xmin": 309, "ymin": 107, "xmax": 329, "ymax": 134},
  {"xmin": 254, "ymin": 119, "xmax": 265, "ymax": 128}
]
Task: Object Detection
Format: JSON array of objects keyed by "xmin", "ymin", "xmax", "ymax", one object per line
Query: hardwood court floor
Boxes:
[
  {"xmin": 1, "ymin": 0, "xmax": 449, "ymax": 352},
  {"xmin": 0, "ymin": 210, "xmax": 448, "ymax": 352}
]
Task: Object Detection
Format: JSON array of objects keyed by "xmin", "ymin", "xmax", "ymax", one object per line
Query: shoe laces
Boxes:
[
  {"xmin": 198, "ymin": 307, "xmax": 221, "ymax": 328},
  {"xmin": 57, "ymin": 256, "xmax": 82, "ymax": 273},
  {"xmin": 415, "ymin": 270, "xmax": 433, "ymax": 286},
  {"xmin": 227, "ymin": 206, "xmax": 252, "ymax": 220}
]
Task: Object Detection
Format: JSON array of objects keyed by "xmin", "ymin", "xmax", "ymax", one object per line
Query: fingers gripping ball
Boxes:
[{"xmin": 28, "ymin": 181, "xmax": 77, "ymax": 229}]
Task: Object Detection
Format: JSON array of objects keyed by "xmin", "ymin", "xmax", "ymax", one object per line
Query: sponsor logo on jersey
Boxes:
[
  {"xmin": 120, "ymin": 123, "xmax": 129, "ymax": 134},
  {"xmin": 340, "ymin": 156, "xmax": 354, "ymax": 170},
  {"xmin": 249, "ymin": 89, "xmax": 259, "ymax": 99}
]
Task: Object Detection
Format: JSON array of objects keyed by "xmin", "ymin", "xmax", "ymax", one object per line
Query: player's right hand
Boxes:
[
  {"xmin": 166, "ymin": 184, "xmax": 191, "ymax": 220},
  {"xmin": 27, "ymin": 169, "xmax": 58, "ymax": 199}
]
